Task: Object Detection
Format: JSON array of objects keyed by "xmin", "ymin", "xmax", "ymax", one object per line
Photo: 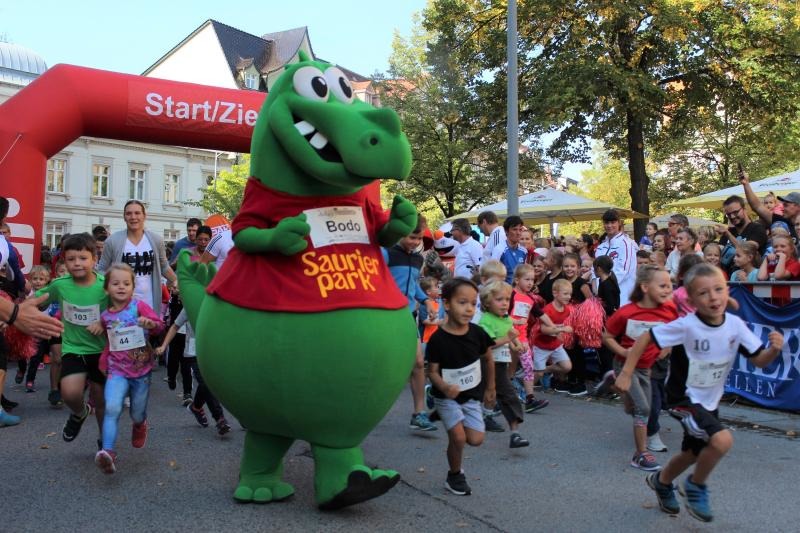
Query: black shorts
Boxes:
[
  {"xmin": 0, "ymin": 334, "xmax": 7, "ymax": 371},
  {"xmin": 669, "ymin": 402, "xmax": 725, "ymax": 456},
  {"xmin": 60, "ymin": 353, "xmax": 106, "ymax": 385}
]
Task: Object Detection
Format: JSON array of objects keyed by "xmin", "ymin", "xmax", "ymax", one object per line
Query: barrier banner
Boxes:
[{"xmin": 727, "ymin": 285, "xmax": 800, "ymax": 410}]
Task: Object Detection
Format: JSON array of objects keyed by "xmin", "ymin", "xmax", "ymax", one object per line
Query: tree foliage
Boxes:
[
  {"xmin": 378, "ymin": 12, "xmax": 544, "ymax": 219},
  {"xmin": 423, "ymin": 0, "xmax": 800, "ymax": 238},
  {"xmin": 192, "ymin": 155, "xmax": 250, "ymax": 220}
]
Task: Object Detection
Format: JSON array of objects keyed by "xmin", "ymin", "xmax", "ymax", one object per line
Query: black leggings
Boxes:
[
  {"xmin": 188, "ymin": 358, "xmax": 224, "ymax": 421},
  {"xmin": 167, "ymin": 333, "xmax": 193, "ymax": 395},
  {"xmin": 566, "ymin": 346, "xmax": 586, "ymax": 385}
]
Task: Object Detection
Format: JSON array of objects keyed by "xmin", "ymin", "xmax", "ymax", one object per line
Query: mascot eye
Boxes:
[
  {"xmin": 292, "ymin": 66, "xmax": 328, "ymax": 101},
  {"xmin": 325, "ymin": 67, "xmax": 354, "ymax": 104}
]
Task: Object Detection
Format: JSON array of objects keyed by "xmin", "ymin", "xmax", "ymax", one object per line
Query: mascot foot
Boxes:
[
  {"xmin": 234, "ymin": 478, "xmax": 295, "ymax": 504},
  {"xmin": 313, "ymin": 445, "xmax": 400, "ymax": 510},
  {"xmin": 234, "ymin": 432, "xmax": 295, "ymax": 504}
]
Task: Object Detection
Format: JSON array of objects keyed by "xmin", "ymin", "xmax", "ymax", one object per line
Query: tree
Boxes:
[
  {"xmin": 423, "ymin": 0, "xmax": 800, "ymax": 239},
  {"xmin": 378, "ymin": 13, "xmax": 544, "ymax": 219},
  {"xmin": 192, "ymin": 154, "xmax": 250, "ymax": 220}
]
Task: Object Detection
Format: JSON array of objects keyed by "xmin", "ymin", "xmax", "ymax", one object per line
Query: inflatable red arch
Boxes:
[{"xmin": 0, "ymin": 64, "xmax": 267, "ymax": 268}]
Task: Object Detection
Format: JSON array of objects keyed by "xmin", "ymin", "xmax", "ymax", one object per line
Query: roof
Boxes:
[{"xmin": 0, "ymin": 42, "xmax": 47, "ymax": 86}]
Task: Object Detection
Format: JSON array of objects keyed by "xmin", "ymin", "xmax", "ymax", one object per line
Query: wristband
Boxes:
[{"xmin": 6, "ymin": 303, "xmax": 19, "ymax": 326}]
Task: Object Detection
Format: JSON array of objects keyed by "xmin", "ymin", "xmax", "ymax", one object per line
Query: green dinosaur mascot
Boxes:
[{"xmin": 177, "ymin": 51, "xmax": 418, "ymax": 510}]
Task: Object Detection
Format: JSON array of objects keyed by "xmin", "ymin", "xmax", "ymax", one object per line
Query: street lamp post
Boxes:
[{"xmin": 507, "ymin": 0, "xmax": 519, "ymax": 216}]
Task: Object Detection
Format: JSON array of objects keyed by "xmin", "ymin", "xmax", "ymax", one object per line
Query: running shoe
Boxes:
[
  {"xmin": 483, "ymin": 416, "xmax": 505, "ymax": 433},
  {"xmin": 524, "ymin": 397, "xmax": 550, "ymax": 413},
  {"xmin": 216, "ymin": 418, "xmax": 232, "ymax": 436},
  {"xmin": 0, "ymin": 409, "xmax": 21, "ymax": 427},
  {"xmin": 37, "ymin": 362, "xmax": 45, "ymax": 371},
  {"xmin": 591, "ymin": 369, "xmax": 616, "ymax": 397},
  {"xmin": 646, "ymin": 472, "xmax": 680, "ymax": 515},
  {"xmin": 0, "ymin": 395, "xmax": 18, "ymax": 411},
  {"xmin": 647, "ymin": 433, "xmax": 668, "ymax": 453},
  {"xmin": 48, "ymin": 390, "xmax": 62, "ymax": 407},
  {"xmin": 567, "ymin": 383, "xmax": 588, "ymax": 397},
  {"xmin": 445, "ymin": 470, "xmax": 471, "ymax": 496},
  {"xmin": 14, "ymin": 369, "xmax": 24, "ymax": 384},
  {"xmin": 553, "ymin": 381, "xmax": 571, "ymax": 393},
  {"xmin": 668, "ymin": 407, "xmax": 709, "ymax": 442},
  {"xmin": 25, "ymin": 381, "xmax": 36, "ymax": 393},
  {"xmin": 410, "ymin": 412, "xmax": 437, "ymax": 431},
  {"xmin": 630, "ymin": 451, "xmax": 661, "ymax": 471},
  {"xmin": 182, "ymin": 394, "xmax": 193, "ymax": 407},
  {"xmin": 62, "ymin": 405, "xmax": 90, "ymax": 442},
  {"xmin": 95, "ymin": 449, "xmax": 117, "ymax": 474},
  {"xmin": 509, "ymin": 432, "xmax": 530, "ymax": 448},
  {"xmin": 187, "ymin": 404, "xmax": 209, "ymax": 427},
  {"xmin": 131, "ymin": 421, "xmax": 148, "ymax": 448},
  {"xmin": 679, "ymin": 476, "xmax": 713, "ymax": 522}
]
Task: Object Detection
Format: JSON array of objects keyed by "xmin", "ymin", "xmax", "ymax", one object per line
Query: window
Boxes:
[
  {"xmin": 92, "ymin": 163, "xmax": 110, "ymax": 197},
  {"xmin": 245, "ymin": 72, "xmax": 259, "ymax": 90},
  {"xmin": 46, "ymin": 158, "xmax": 67, "ymax": 193},
  {"xmin": 164, "ymin": 228, "xmax": 180, "ymax": 241},
  {"xmin": 129, "ymin": 168, "xmax": 147, "ymax": 201},
  {"xmin": 44, "ymin": 221, "xmax": 67, "ymax": 250},
  {"xmin": 164, "ymin": 173, "xmax": 180, "ymax": 204}
]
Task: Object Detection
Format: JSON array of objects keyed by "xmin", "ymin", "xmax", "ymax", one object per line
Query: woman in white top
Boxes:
[{"xmin": 666, "ymin": 227, "xmax": 703, "ymax": 282}]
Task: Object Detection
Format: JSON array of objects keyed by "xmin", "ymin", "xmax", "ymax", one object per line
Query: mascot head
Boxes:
[{"xmin": 250, "ymin": 51, "xmax": 412, "ymax": 196}]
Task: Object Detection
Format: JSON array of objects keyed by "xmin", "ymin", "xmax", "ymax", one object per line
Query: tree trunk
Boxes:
[{"xmin": 626, "ymin": 110, "xmax": 649, "ymax": 242}]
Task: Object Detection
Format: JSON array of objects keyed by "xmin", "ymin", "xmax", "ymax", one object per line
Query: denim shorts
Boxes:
[{"xmin": 434, "ymin": 397, "xmax": 484, "ymax": 432}]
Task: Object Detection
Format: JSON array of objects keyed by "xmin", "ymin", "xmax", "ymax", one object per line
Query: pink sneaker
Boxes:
[
  {"xmin": 131, "ymin": 421, "xmax": 148, "ymax": 448},
  {"xmin": 95, "ymin": 449, "xmax": 117, "ymax": 474}
]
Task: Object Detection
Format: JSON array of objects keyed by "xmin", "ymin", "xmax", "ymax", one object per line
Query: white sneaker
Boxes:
[{"xmin": 647, "ymin": 433, "xmax": 668, "ymax": 453}]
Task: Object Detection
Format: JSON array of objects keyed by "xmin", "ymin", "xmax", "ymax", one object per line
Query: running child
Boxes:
[
  {"xmin": 35, "ymin": 233, "xmax": 108, "ymax": 446},
  {"xmin": 426, "ymin": 278, "xmax": 496, "ymax": 496},
  {"xmin": 478, "ymin": 280, "xmax": 529, "ymax": 448},
  {"xmin": 509, "ymin": 264, "xmax": 549, "ymax": 412},
  {"xmin": 530, "ymin": 279, "xmax": 574, "ymax": 390},
  {"xmin": 616, "ymin": 263, "xmax": 783, "ymax": 522},
  {"xmin": 91, "ymin": 264, "xmax": 164, "ymax": 473},
  {"xmin": 602, "ymin": 265, "xmax": 678, "ymax": 471},
  {"xmin": 157, "ymin": 309, "xmax": 231, "ymax": 436}
]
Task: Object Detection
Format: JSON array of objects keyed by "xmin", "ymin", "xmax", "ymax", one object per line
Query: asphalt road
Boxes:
[{"xmin": 1, "ymin": 368, "xmax": 797, "ymax": 532}]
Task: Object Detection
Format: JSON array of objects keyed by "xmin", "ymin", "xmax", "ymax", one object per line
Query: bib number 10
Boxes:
[{"xmin": 693, "ymin": 339, "xmax": 710, "ymax": 352}]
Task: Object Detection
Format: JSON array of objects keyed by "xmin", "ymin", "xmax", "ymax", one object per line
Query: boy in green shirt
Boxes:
[{"xmin": 37, "ymin": 233, "xmax": 108, "ymax": 444}]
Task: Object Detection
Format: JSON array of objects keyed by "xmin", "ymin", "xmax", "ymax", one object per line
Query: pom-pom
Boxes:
[
  {"xmin": 571, "ymin": 298, "xmax": 606, "ymax": 348},
  {"xmin": 0, "ymin": 291, "xmax": 38, "ymax": 361}
]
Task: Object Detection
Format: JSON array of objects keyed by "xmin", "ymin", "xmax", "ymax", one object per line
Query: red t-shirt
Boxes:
[
  {"xmin": 207, "ymin": 178, "xmax": 407, "ymax": 312},
  {"xmin": 768, "ymin": 257, "xmax": 800, "ymax": 279},
  {"xmin": 605, "ymin": 301, "xmax": 679, "ymax": 369},
  {"xmin": 533, "ymin": 302, "xmax": 571, "ymax": 351}
]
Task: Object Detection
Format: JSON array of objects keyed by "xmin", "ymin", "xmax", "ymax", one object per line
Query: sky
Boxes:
[
  {"xmin": 0, "ymin": 0, "xmax": 427, "ymax": 77},
  {"xmin": 1, "ymin": 0, "xmax": 587, "ymax": 182}
]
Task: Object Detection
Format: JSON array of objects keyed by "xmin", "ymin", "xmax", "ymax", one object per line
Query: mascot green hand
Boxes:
[{"xmin": 177, "ymin": 50, "xmax": 418, "ymax": 510}]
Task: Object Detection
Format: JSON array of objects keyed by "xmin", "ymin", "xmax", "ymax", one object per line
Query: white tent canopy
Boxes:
[
  {"xmin": 669, "ymin": 168, "xmax": 800, "ymax": 209},
  {"xmin": 446, "ymin": 187, "xmax": 647, "ymax": 224}
]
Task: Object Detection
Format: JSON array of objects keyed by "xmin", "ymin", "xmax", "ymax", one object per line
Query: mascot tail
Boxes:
[{"xmin": 176, "ymin": 250, "xmax": 216, "ymax": 328}]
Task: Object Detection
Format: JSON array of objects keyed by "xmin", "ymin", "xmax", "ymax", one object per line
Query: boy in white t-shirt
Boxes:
[{"xmin": 615, "ymin": 264, "xmax": 783, "ymax": 523}]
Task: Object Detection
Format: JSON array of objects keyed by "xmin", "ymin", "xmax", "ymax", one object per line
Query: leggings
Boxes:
[
  {"xmin": 494, "ymin": 362, "xmax": 524, "ymax": 425},
  {"xmin": 188, "ymin": 358, "xmax": 224, "ymax": 421},
  {"xmin": 519, "ymin": 348, "xmax": 535, "ymax": 382},
  {"xmin": 167, "ymin": 333, "xmax": 193, "ymax": 395}
]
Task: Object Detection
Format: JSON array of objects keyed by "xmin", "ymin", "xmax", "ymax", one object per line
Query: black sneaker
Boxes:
[
  {"xmin": 553, "ymin": 381, "xmax": 570, "ymax": 393},
  {"xmin": 568, "ymin": 383, "xmax": 588, "ymax": 397},
  {"xmin": 445, "ymin": 471, "xmax": 471, "ymax": 495},
  {"xmin": 187, "ymin": 404, "xmax": 209, "ymax": 427},
  {"xmin": 1, "ymin": 395, "xmax": 19, "ymax": 411},
  {"xmin": 509, "ymin": 432, "xmax": 530, "ymax": 448},
  {"xmin": 182, "ymin": 394, "xmax": 193, "ymax": 407},
  {"xmin": 216, "ymin": 418, "xmax": 232, "ymax": 436},
  {"xmin": 483, "ymin": 416, "xmax": 505, "ymax": 432},
  {"xmin": 48, "ymin": 390, "xmax": 62, "ymax": 407},
  {"xmin": 62, "ymin": 405, "xmax": 90, "ymax": 442},
  {"xmin": 524, "ymin": 397, "xmax": 550, "ymax": 413}
]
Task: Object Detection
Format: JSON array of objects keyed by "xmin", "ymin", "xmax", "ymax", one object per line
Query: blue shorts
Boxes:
[{"xmin": 433, "ymin": 397, "xmax": 484, "ymax": 432}]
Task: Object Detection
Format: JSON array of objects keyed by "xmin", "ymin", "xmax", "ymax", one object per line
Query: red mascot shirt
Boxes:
[{"xmin": 207, "ymin": 178, "xmax": 407, "ymax": 313}]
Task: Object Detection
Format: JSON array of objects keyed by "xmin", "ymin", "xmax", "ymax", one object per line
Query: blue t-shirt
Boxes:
[{"xmin": 497, "ymin": 245, "xmax": 527, "ymax": 284}]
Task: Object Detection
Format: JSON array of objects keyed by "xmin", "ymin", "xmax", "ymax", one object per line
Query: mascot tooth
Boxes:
[{"xmin": 177, "ymin": 51, "xmax": 417, "ymax": 510}]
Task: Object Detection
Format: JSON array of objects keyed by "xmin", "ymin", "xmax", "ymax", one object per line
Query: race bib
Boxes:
[
  {"xmin": 109, "ymin": 325, "xmax": 146, "ymax": 352},
  {"xmin": 687, "ymin": 359, "xmax": 730, "ymax": 388},
  {"xmin": 492, "ymin": 345, "xmax": 512, "ymax": 363},
  {"xmin": 442, "ymin": 359, "xmax": 482, "ymax": 391},
  {"xmin": 512, "ymin": 301, "xmax": 531, "ymax": 319},
  {"xmin": 625, "ymin": 319, "xmax": 664, "ymax": 340},
  {"xmin": 63, "ymin": 302, "xmax": 100, "ymax": 326},
  {"xmin": 303, "ymin": 206, "xmax": 370, "ymax": 248}
]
